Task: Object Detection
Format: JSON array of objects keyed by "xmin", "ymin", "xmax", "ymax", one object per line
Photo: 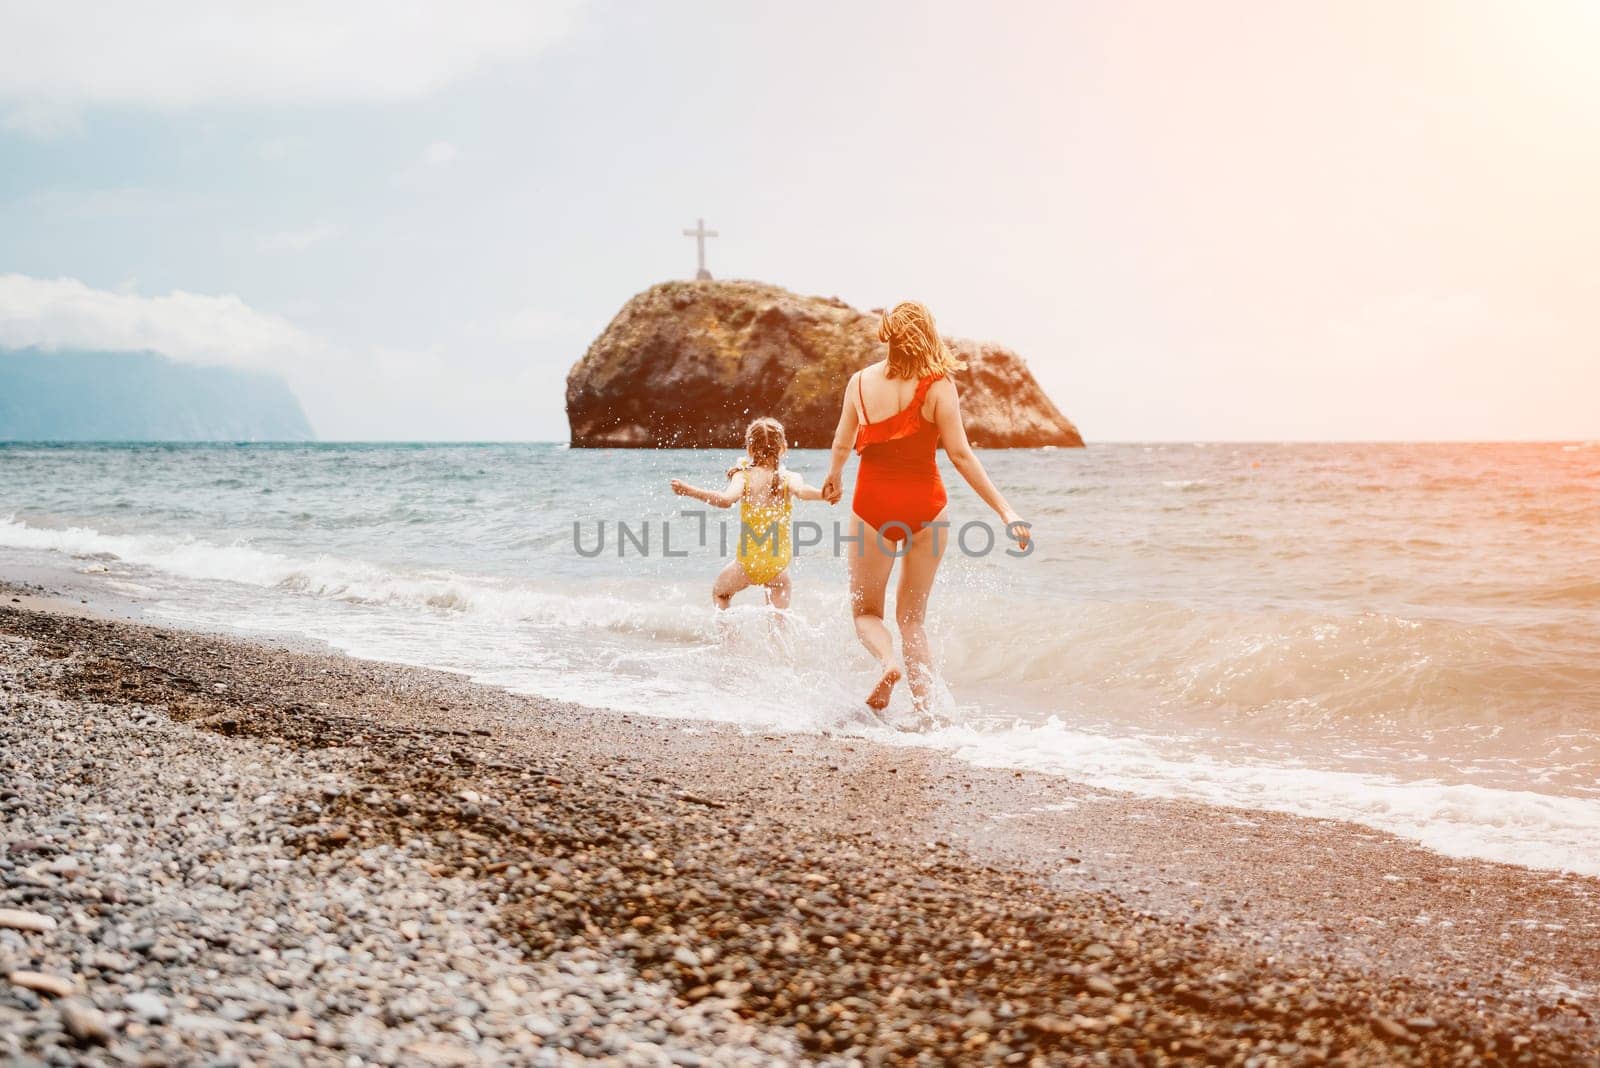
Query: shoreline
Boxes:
[{"xmin": 2, "ymin": 580, "xmax": 1598, "ymax": 1064}]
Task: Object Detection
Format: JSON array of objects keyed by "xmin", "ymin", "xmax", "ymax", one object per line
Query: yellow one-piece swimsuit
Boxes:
[{"xmin": 734, "ymin": 460, "xmax": 793, "ymax": 585}]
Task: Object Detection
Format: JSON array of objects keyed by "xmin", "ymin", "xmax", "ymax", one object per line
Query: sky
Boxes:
[{"xmin": 1, "ymin": 0, "xmax": 1596, "ymax": 441}]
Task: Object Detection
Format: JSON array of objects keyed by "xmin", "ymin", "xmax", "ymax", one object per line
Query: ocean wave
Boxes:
[
  {"xmin": 923, "ymin": 718, "xmax": 1600, "ymax": 875},
  {"xmin": 7, "ymin": 515, "xmax": 1597, "ymax": 735},
  {"xmin": 933, "ymin": 596, "xmax": 1600, "ymax": 733},
  {"xmin": 6, "ymin": 510, "xmax": 1600, "ymax": 876},
  {"xmin": 0, "ymin": 516, "xmax": 712, "ymax": 643}
]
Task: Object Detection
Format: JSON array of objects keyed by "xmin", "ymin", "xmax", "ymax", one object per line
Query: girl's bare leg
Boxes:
[
  {"xmin": 894, "ymin": 512, "xmax": 948, "ymax": 714},
  {"xmin": 847, "ymin": 516, "xmax": 903, "ymax": 709},
  {"xmin": 711, "ymin": 560, "xmax": 752, "ymax": 609},
  {"xmin": 764, "ymin": 570, "xmax": 792, "ymax": 610}
]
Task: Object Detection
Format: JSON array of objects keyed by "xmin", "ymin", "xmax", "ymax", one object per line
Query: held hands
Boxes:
[
  {"xmin": 670, "ymin": 479, "xmax": 694, "ymax": 499},
  {"xmin": 820, "ymin": 473, "xmax": 843, "ymax": 505}
]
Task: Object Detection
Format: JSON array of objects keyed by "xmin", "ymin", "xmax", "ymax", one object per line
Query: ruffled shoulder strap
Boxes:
[{"xmin": 854, "ymin": 374, "xmax": 943, "ymax": 454}]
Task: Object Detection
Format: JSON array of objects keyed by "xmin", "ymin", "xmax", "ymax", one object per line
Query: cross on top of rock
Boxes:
[{"xmin": 682, "ymin": 217, "xmax": 718, "ymax": 280}]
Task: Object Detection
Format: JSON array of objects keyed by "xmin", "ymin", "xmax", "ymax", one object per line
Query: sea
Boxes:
[{"xmin": 3, "ymin": 442, "xmax": 1598, "ymax": 875}]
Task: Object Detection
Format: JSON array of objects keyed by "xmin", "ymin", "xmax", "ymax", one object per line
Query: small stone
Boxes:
[
  {"xmin": 0, "ymin": 908, "xmax": 57, "ymax": 933},
  {"xmin": 124, "ymin": 991, "xmax": 170, "ymax": 1024},
  {"xmin": 58, "ymin": 998, "xmax": 112, "ymax": 1045},
  {"xmin": 1025, "ymin": 1015, "xmax": 1076, "ymax": 1035},
  {"xmin": 90, "ymin": 951, "xmax": 135, "ymax": 974},
  {"xmin": 9, "ymin": 970, "xmax": 76, "ymax": 998},
  {"xmin": 406, "ymin": 1040, "xmax": 475, "ymax": 1066},
  {"xmin": 46, "ymin": 855, "xmax": 83, "ymax": 877},
  {"xmin": 1370, "ymin": 1015, "xmax": 1417, "ymax": 1044},
  {"xmin": 384, "ymin": 996, "xmax": 427, "ymax": 1025},
  {"xmin": 1082, "ymin": 943, "xmax": 1114, "ymax": 960},
  {"xmin": 1405, "ymin": 1016, "xmax": 1439, "ymax": 1032},
  {"xmin": 1085, "ymin": 976, "xmax": 1119, "ymax": 997},
  {"xmin": 399, "ymin": 919, "xmax": 421, "ymax": 941}
]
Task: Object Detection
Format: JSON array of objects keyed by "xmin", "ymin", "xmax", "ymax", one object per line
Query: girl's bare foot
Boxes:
[{"xmin": 866, "ymin": 664, "xmax": 903, "ymax": 710}]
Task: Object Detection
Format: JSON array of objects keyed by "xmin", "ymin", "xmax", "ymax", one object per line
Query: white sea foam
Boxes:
[
  {"xmin": 5, "ymin": 460, "xmax": 1600, "ymax": 882},
  {"xmin": 909, "ymin": 718, "xmax": 1600, "ymax": 876},
  {"xmin": 0, "ymin": 516, "xmax": 712, "ymax": 642}
]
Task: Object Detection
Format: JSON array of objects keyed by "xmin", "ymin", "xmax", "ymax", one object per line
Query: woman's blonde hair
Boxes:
[
  {"xmin": 729, "ymin": 417, "xmax": 788, "ymax": 493},
  {"xmin": 878, "ymin": 301, "xmax": 966, "ymax": 380}
]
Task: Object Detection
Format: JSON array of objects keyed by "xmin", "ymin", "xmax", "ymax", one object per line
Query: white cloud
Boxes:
[
  {"xmin": 0, "ymin": 273, "xmax": 329, "ymax": 369},
  {"xmin": 424, "ymin": 140, "xmax": 459, "ymax": 166},
  {"xmin": 0, "ymin": 273, "xmax": 565, "ymax": 439},
  {"xmin": 258, "ymin": 222, "xmax": 342, "ymax": 253},
  {"xmin": 0, "ymin": 1, "xmax": 582, "ymax": 129}
]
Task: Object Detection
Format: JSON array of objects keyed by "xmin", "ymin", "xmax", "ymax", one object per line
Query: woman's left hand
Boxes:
[
  {"xmin": 820, "ymin": 474, "xmax": 842, "ymax": 505},
  {"xmin": 1002, "ymin": 511, "xmax": 1032, "ymax": 552}
]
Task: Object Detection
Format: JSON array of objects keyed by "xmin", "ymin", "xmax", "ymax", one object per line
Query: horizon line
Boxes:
[{"xmin": 1, "ymin": 438, "xmax": 1595, "ymax": 447}]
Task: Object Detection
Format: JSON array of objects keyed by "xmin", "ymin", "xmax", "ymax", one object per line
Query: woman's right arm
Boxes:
[
  {"xmin": 931, "ymin": 379, "xmax": 1031, "ymax": 551},
  {"xmin": 819, "ymin": 372, "xmax": 860, "ymax": 505}
]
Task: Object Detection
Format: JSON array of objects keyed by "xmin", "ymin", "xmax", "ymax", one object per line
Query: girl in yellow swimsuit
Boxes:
[{"xmin": 670, "ymin": 417, "xmax": 830, "ymax": 609}]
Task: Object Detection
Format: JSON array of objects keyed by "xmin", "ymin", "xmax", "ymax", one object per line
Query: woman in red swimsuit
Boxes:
[{"xmin": 820, "ymin": 301, "xmax": 1031, "ymax": 716}]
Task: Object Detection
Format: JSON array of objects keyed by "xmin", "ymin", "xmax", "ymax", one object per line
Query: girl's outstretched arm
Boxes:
[
  {"xmin": 930, "ymin": 378, "xmax": 1032, "ymax": 551},
  {"xmin": 786, "ymin": 471, "xmax": 829, "ymax": 502},
  {"xmin": 671, "ymin": 473, "xmax": 745, "ymax": 508}
]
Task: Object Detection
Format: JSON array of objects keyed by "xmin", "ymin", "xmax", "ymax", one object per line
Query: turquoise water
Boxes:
[{"xmin": 3, "ymin": 441, "xmax": 1598, "ymax": 873}]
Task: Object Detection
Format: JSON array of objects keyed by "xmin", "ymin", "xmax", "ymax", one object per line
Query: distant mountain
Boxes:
[{"xmin": 0, "ymin": 348, "xmax": 313, "ymax": 442}]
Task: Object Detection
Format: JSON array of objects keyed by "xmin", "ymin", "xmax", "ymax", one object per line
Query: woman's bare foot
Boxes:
[{"xmin": 866, "ymin": 664, "xmax": 903, "ymax": 710}]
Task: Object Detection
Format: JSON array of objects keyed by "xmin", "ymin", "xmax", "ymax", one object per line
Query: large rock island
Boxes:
[
  {"xmin": 0, "ymin": 348, "xmax": 313, "ymax": 442},
  {"xmin": 566, "ymin": 281, "xmax": 1082, "ymax": 448}
]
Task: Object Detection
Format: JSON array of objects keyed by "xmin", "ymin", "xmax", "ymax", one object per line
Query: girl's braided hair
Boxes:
[{"xmin": 729, "ymin": 417, "xmax": 789, "ymax": 501}]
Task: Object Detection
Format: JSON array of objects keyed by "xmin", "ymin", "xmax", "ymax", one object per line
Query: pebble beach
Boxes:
[{"xmin": 2, "ymin": 582, "xmax": 1598, "ymax": 1066}]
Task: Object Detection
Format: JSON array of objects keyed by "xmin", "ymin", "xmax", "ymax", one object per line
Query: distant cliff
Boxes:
[
  {"xmin": 0, "ymin": 348, "xmax": 313, "ymax": 442},
  {"xmin": 566, "ymin": 280, "xmax": 1083, "ymax": 448}
]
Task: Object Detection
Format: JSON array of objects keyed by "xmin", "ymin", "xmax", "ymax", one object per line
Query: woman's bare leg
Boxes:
[
  {"xmin": 895, "ymin": 513, "xmax": 948, "ymax": 714},
  {"xmin": 711, "ymin": 560, "xmax": 752, "ymax": 609},
  {"xmin": 847, "ymin": 515, "xmax": 902, "ymax": 709}
]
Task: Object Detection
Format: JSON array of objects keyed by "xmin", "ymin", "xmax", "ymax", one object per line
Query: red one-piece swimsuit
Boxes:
[{"xmin": 852, "ymin": 373, "xmax": 947, "ymax": 543}]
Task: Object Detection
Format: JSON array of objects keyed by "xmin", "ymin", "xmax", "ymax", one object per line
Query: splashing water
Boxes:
[{"xmin": 3, "ymin": 441, "xmax": 1598, "ymax": 873}]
